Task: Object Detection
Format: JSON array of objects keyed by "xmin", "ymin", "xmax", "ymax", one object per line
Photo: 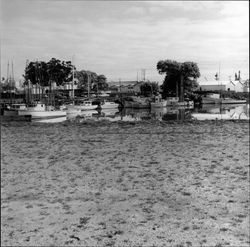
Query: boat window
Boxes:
[{"xmin": 41, "ymin": 104, "xmax": 43, "ymax": 107}]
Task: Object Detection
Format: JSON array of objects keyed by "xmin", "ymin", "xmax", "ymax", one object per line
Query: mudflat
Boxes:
[{"xmin": 1, "ymin": 120, "xmax": 249, "ymax": 246}]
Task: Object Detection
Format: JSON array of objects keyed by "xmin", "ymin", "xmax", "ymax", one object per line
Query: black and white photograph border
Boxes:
[{"xmin": 1, "ymin": 0, "xmax": 249, "ymax": 246}]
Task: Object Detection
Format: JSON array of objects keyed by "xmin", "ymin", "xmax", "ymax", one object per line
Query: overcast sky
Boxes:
[{"xmin": 1, "ymin": 0, "xmax": 249, "ymax": 83}]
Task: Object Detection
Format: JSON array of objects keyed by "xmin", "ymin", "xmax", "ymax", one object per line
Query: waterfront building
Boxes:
[{"xmin": 198, "ymin": 79, "xmax": 249, "ymax": 92}]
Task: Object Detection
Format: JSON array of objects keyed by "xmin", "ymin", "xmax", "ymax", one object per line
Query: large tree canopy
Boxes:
[
  {"xmin": 23, "ymin": 58, "xmax": 74, "ymax": 87},
  {"xmin": 75, "ymin": 70, "xmax": 98, "ymax": 91},
  {"xmin": 157, "ymin": 60, "xmax": 200, "ymax": 99},
  {"xmin": 93, "ymin": 75, "xmax": 109, "ymax": 91},
  {"xmin": 23, "ymin": 58, "xmax": 108, "ymax": 93},
  {"xmin": 75, "ymin": 71, "xmax": 108, "ymax": 92}
]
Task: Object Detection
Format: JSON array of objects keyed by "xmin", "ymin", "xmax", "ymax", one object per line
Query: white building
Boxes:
[{"xmin": 198, "ymin": 79, "xmax": 249, "ymax": 92}]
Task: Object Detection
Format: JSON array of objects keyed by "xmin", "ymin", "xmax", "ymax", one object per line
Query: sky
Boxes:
[{"xmin": 1, "ymin": 0, "xmax": 249, "ymax": 84}]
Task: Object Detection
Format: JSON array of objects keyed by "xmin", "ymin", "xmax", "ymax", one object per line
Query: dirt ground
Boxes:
[{"xmin": 1, "ymin": 120, "xmax": 249, "ymax": 246}]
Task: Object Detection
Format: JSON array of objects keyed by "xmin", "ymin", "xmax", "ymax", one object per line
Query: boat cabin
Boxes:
[
  {"xmin": 166, "ymin": 97, "xmax": 179, "ymax": 102},
  {"xmin": 9, "ymin": 104, "xmax": 27, "ymax": 110}
]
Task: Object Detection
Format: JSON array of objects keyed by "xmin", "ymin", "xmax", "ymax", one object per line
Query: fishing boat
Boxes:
[
  {"xmin": 100, "ymin": 100, "xmax": 119, "ymax": 109},
  {"xmin": 151, "ymin": 95, "xmax": 167, "ymax": 108},
  {"xmin": 66, "ymin": 64, "xmax": 99, "ymax": 111},
  {"xmin": 3, "ymin": 103, "xmax": 27, "ymax": 116},
  {"xmin": 18, "ymin": 102, "xmax": 66, "ymax": 119},
  {"xmin": 67, "ymin": 99, "xmax": 98, "ymax": 111},
  {"xmin": 166, "ymin": 97, "xmax": 180, "ymax": 106},
  {"xmin": 124, "ymin": 96, "xmax": 151, "ymax": 109}
]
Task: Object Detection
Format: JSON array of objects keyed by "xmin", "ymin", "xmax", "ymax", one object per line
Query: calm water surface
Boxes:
[{"xmin": 33, "ymin": 104, "xmax": 249, "ymax": 123}]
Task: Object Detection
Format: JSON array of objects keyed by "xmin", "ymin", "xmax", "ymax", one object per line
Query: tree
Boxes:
[
  {"xmin": 46, "ymin": 58, "xmax": 74, "ymax": 86},
  {"xmin": 157, "ymin": 60, "xmax": 200, "ymax": 100},
  {"xmin": 94, "ymin": 75, "xmax": 109, "ymax": 91},
  {"xmin": 23, "ymin": 61, "xmax": 48, "ymax": 86},
  {"xmin": 23, "ymin": 58, "xmax": 74, "ymax": 87},
  {"xmin": 140, "ymin": 82, "xmax": 159, "ymax": 97},
  {"xmin": 75, "ymin": 70, "xmax": 98, "ymax": 91}
]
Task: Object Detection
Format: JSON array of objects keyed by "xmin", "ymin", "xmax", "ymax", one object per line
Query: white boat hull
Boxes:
[
  {"xmin": 33, "ymin": 116, "xmax": 67, "ymax": 123},
  {"xmin": 68, "ymin": 105, "xmax": 98, "ymax": 111},
  {"xmin": 151, "ymin": 101, "xmax": 167, "ymax": 107},
  {"xmin": 101, "ymin": 103, "xmax": 119, "ymax": 109},
  {"xmin": 18, "ymin": 110, "xmax": 66, "ymax": 119}
]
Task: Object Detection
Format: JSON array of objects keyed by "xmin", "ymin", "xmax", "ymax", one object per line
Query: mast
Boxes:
[
  {"xmin": 87, "ymin": 72, "xmax": 90, "ymax": 99},
  {"xmin": 219, "ymin": 62, "xmax": 222, "ymax": 98},
  {"xmin": 7, "ymin": 61, "xmax": 9, "ymax": 84},
  {"xmin": 72, "ymin": 56, "xmax": 75, "ymax": 103},
  {"xmin": 11, "ymin": 61, "xmax": 14, "ymax": 87},
  {"xmin": 11, "ymin": 61, "xmax": 14, "ymax": 103}
]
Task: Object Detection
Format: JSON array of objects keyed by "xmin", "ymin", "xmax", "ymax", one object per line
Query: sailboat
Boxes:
[
  {"xmin": 17, "ymin": 61, "xmax": 67, "ymax": 120},
  {"xmin": 17, "ymin": 101, "xmax": 66, "ymax": 119},
  {"xmin": 99, "ymin": 100, "xmax": 119, "ymax": 109},
  {"xmin": 67, "ymin": 72, "xmax": 98, "ymax": 111},
  {"xmin": 65, "ymin": 68, "xmax": 98, "ymax": 112},
  {"xmin": 64, "ymin": 63, "xmax": 82, "ymax": 114}
]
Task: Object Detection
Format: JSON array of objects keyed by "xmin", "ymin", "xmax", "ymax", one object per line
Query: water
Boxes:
[{"xmin": 34, "ymin": 104, "xmax": 249, "ymax": 123}]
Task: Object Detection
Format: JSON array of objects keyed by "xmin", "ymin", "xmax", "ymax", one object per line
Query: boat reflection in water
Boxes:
[
  {"xmin": 121, "ymin": 108, "xmax": 151, "ymax": 121},
  {"xmin": 67, "ymin": 109, "xmax": 99, "ymax": 120},
  {"xmin": 32, "ymin": 104, "xmax": 249, "ymax": 123},
  {"xmin": 95, "ymin": 108, "xmax": 121, "ymax": 121},
  {"xmin": 150, "ymin": 107, "xmax": 192, "ymax": 121},
  {"xmin": 192, "ymin": 104, "xmax": 249, "ymax": 120},
  {"xmin": 67, "ymin": 109, "xmax": 121, "ymax": 122},
  {"xmin": 32, "ymin": 116, "xmax": 67, "ymax": 123}
]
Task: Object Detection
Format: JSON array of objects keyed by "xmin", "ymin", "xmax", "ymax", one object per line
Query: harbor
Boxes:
[{"xmin": 1, "ymin": 1, "xmax": 249, "ymax": 247}]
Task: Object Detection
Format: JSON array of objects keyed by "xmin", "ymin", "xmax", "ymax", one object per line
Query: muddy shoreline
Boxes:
[{"xmin": 1, "ymin": 120, "xmax": 249, "ymax": 246}]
